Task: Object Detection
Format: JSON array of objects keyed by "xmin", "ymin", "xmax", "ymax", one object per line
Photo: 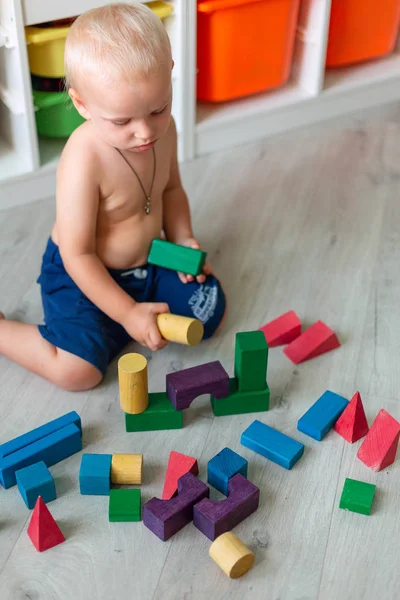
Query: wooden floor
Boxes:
[{"xmin": 1, "ymin": 103, "xmax": 400, "ymax": 600}]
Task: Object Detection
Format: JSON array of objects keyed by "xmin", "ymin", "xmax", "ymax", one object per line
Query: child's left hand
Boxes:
[{"xmin": 177, "ymin": 238, "xmax": 212, "ymax": 284}]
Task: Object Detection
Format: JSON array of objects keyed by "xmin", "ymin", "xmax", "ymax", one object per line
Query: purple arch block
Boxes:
[
  {"xmin": 143, "ymin": 472, "xmax": 209, "ymax": 541},
  {"xmin": 193, "ymin": 473, "xmax": 259, "ymax": 541},
  {"xmin": 166, "ymin": 361, "xmax": 230, "ymax": 410}
]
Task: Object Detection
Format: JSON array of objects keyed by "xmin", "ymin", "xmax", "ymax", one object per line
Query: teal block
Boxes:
[
  {"xmin": 241, "ymin": 420, "xmax": 304, "ymax": 469},
  {"xmin": 16, "ymin": 461, "xmax": 56, "ymax": 509},
  {"xmin": 298, "ymin": 390, "xmax": 348, "ymax": 441},
  {"xmin": 79, "ymin": 454, "xmax": 112, "ymax": 496},
  {"xmin": 207, "ymin": 448, "xmax": 248, "ymax": 495}
]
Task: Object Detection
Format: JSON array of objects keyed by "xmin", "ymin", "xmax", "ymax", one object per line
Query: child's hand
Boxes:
[
  {"xmin": 177, "ymin": 238, "xmax": 212, "ymax": 284},
  {"xmin": 122, "ymin": 303, "xmax": 170, "ymax": 351}
]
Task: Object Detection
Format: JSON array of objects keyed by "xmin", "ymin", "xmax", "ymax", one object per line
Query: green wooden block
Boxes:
[
  {"xmin": 234, "ymin": 331, "xmax": 269, "ymax": 392},
  {"xmin": 211, "ymin": 378, "xmax": 270, "ymax": 417},
  {"xmin": 125, "ymin": 392, "xmax": 183, "ymax": 432},
  {"xmin": 109, "ymin": 489, "xmax": 141, "ymax": 522},
  {"xmin": 339, "ymin": 478, "xmax": 376, "ymax": 516},
  {"xmin": 148, "ymin": 238, "xmax": 207, "ymax": 276}
]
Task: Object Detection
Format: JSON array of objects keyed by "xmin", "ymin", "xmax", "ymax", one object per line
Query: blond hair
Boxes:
[{"xmin": 64, "ymin": 3, "xmax": 172, "ymax": 90}]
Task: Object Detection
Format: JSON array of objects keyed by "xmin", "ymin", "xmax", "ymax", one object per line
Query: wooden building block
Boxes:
[
  {"xmin": 297, "ymin": 390, "xmax": 349, "ymax": 441},
  {"xmin": 118, "ymin": 353, "xmax": 148, "ymax": 415},
  {"xmin": 259, "ymin": 310, "xmax": 301, "ymax": 347},
  {"xmin": 209, "ymin": 532, "xmax": 255, "ymax": 579},
  {"xmin": 241, "ymin": 420, "xmax": 304, "ymax": 469},
  {"xmin": 109, "ymin": 489, "xmax": 141, "ymax": 522},
  {"xmin": 357, "ymin": 409, "xmax": 400, "ymax": 472},
  {"xmin": 162, "ymin": 451, "xmax": 199, "ymax": 500},
  {"xmin": 283, "ymin": 320, "xmax": 340, "ymax": 364},
  {"xmin": 339, "ymin": 478, "xmax": 376, "ymax": 515},
  {"xmin": 143, "ymin": 472, "xmax": 209, "ymax": 541},
  {"xmin": 334, "ymin": 392, "xmax": 369, "ymax": 443},
  {"xmin": 111, "ymin": 454, "xmax": 143, "ymax": 485},
  {"xmin": 193, "ymin": 474, "xmax": 259, "ymax": 540},
  {"xmin": 16, "ymin": 461, "xmax": 56, "ymax": 509},
  {"xmin": 27, "ymin": 497, "xmax": 65, "ymax": 552},
  {"xmin": 211, "ymin": 377, "xmax": 270, "ymax": 417},
  {"xmin": 148, "ymin": 238, "xmax": 207, "ymax": 276},
  {"xmin": 79, "ymin": 454, "xmax": 112, "ymax": 495},
  {"xmin": 0, "ymin": 424, "xmax": 82, "ymax": 489},
  {"xmin": 157, "ymin": 314, "xmax": 204, "ymax": 346},
  {"xmin": 234, "ymin": 331, "xmax": 268, "ymax": 392},
  {"xmin": 166, "ymin": 361, "xmax": 229, "ymax": 410},
  {"xmin": 125, "ymin": 392, "xmax": 183, "ymax": 432},
  {"xmin": 0, "ymin": 411, "xmax": 81, "ymax": 459},
  {"xmin": 207, "ymin": 447, "xmax": 248, "ymax": 495}
]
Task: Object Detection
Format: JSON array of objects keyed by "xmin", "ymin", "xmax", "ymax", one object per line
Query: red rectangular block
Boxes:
[
  {"xmin": 283, "ymin": 320, "xmax": 340, "ymax": 364},
  {"xmin": 259, "ymin": 310, "xmax": 301, "ymax": 347}
]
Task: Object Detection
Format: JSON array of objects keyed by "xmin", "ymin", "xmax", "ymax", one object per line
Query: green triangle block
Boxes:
[
  {"xmin": 125, "ymin": 392, "xmax": 183, "ymax": 432},
  {"xmin": 211, "ymin": 378, "xmax": 270, "ymax": 416},
  {"xmin": 109, "ymin": 489, "xmax": 141, "ymax": 522}
]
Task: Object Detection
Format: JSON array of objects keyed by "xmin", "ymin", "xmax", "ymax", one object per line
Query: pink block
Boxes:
[
  {"xmin": 259, "ymin": 310, "xmax": 301, "ymax": 347},
  {"xmin": 357, "ymin": 409, "xmax": 400, "ymax": 471}
]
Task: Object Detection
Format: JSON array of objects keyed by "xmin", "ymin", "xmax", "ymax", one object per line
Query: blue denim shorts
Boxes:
[{"xmin": 37, "ymin": 238, "xmax": 226, "ymax": 375}]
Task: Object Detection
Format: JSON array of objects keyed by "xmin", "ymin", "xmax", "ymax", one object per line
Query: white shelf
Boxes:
[
  {"xmin": 324, "ymin": 51, "xmax": 400, "ymax": 94},
  {"xmin": 1, "ymin": 0, "xmax": 400, "ymax": 207}
]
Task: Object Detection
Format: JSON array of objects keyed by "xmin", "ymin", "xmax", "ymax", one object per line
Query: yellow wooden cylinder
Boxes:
[
  {"xmin": 157, "ymin": 313, "xmax": 204, "ymax": 346},
  {"xmin": 118, "ymin": 353, "xmax": 148, "ymax": 415},
  {"xmin": 111, "ymin": 454, "xmax": 143, "ymax": 485},
  {"xmin": 209, "ymin": 532, "xmax": 255, "ymax": 579}
]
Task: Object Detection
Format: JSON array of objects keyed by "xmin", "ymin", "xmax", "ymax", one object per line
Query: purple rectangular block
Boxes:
[
  {"xmin": 193, "ymin": 473, "xmax": 259, "ymax": 541},
  {"xmin": 143, "ymin": 472, "xmax": 209, "ymax": 541},
  {"xmin": 166, "ymin": 361, "xmax": 230, "ymax": 410}
]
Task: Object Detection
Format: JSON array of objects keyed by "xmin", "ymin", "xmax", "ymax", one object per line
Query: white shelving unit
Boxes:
[{"xmin": 0, "ymin": 0, "xmax": 399, "ymax": 209}]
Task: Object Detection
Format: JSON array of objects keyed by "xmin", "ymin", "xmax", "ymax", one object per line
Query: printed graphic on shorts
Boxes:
[{"xmin": 188, "ymin": 284, "xmax": 218, "ymax": 324}]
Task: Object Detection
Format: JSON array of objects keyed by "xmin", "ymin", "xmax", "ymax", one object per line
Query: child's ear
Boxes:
[{"xmin": 69, "ymin": 88, "xmax": 91, "ymax": 120}]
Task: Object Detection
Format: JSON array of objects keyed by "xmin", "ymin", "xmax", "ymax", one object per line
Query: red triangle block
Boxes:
[
  {"xmin": 283, "ymin": 320, "xmax": 340, "ymax": 364},
  {"xmin": 357, "ymin": 409, "xmax": 400, "ymax": 472},
  {"xmin": 27, "ymin": 497, "xmax": 65, "ymax": 552},
  {"xmin": 334, "ymin": 392, "xmax": 369, "ymax": 443},
  {"xmin": 259, "ymin": 310, "xmax": 301, "ymax": 347},
  {"xmin": 162, "ymin": 451, "xmax": 199, "ymax": 500}
]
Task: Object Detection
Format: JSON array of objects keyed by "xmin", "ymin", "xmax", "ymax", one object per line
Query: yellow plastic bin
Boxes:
[{"xmin": 25, "ymin": 25, "xmax": 70, "ymax": 78}]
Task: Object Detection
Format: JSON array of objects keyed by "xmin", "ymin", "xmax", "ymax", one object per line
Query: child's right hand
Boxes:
[{"xmin": 122, "ymin": 303, "xmax": 170, "ymax": 351}]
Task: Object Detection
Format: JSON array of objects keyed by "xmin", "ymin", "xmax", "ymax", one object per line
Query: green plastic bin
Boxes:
[{"xmin": 33, "ymin": 90, "xmax": 85, "ymax": 138}]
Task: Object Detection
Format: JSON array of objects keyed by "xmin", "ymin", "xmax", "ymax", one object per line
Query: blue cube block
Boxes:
[
  {"xmin": 297, "ymin": 390, "xmax": 349, "ymax": 441},
  {"xmin": 16, "ymin": 461, "xmax": 56, "ymax": 509},
  {"xmin": 208, "ymin": 447, "xmax": 248, "ymax": 495},
  {"xmin": 241, "ymin": 420, "xmax": 304, "ymax": 469},
  {"xmin": 79, "ymin": 454, "xmax": 112, "ymax": 496}
]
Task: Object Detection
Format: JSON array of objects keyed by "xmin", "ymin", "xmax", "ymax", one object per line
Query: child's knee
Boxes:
[{"xmin": 53, "ymin": 355, "xmax": 103, "ymax": 391}]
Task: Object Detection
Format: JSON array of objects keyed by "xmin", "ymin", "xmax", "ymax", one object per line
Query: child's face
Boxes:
[{"xmin": 71, "ymin": 65, "xmax": 173, "ymax": 153}]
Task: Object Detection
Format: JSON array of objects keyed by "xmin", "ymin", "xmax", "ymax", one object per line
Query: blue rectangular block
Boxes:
[
  {"xmin": 241, "ymin": 420, "xmax": 304, "ymax": 469},
  {"xmin": 297, "ymin": 390, "xmax": 349, "ymax": 441},
  {"xmin": 208, "ymin": 447, "xmax": 248, "ymax": 495},
  {"xmin": 16, "ymin": 461, "xmax": 56, "ymax": 509},
  {"xmin": 79, "ymin": 454, "xmax": 112, "ymax": 495},
  {"xmin": 0, "ymin": 411, "xmax": 81, "ymax": 458},
  {"xmin": 0, "ymin": 423, "xmax": 82, "ymax": 489}
]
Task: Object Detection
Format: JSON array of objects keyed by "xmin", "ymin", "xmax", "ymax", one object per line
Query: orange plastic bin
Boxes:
[
  {"xmin": 326, "ymin": 0, "xmax": 400, "ymax": 68},
  {"xmin": 197, "ymin": 0, "xmax": 300, "ymax": 103}
]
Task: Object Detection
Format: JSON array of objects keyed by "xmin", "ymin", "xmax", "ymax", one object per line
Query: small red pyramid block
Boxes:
[
  {"xmin": 259, "ymin": 310, "xmax": 301, "ymax": 347},
  {"xmin": 283, "ymin": 320, "xmax": 340, "ymax": 364},
  {"xmin": 27, "ymin": 497, "xmax": 65, "ymax": 552},
  {"xmin": 334, "ymin": 392, "xmax": 369, "ymax": 443},
  {"xmin": 357, "ymin": 409, "xmax": 400, "ymax": 472},
  {"xmin": 162, "ymin": 451, "xmax": 199, "ymax": 500}
]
